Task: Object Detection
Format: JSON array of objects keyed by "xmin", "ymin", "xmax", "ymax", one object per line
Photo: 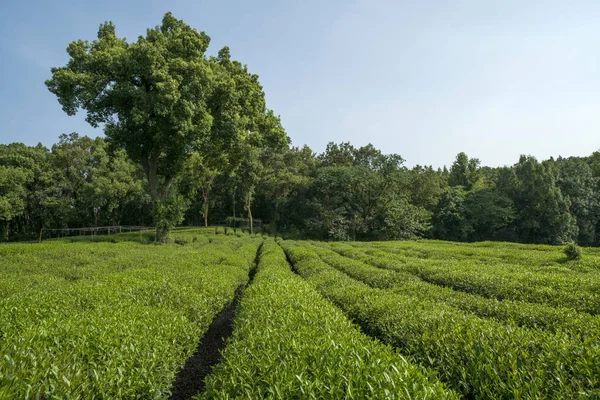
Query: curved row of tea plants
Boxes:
[
  {"xmin": 201, "ymin": 240, "xmax": 458, "ymax": 399},
  {"xmin": 0, "ymin": 234, "xmax": 258, "ymax": 399},
  {"xmin": 370, "ymin": 239, "xmax": 600, "ymax": 273},
  {"xmin": 312, "ymin": 242, "xmax": 600, "ymax": 336},
  {"xmin": 338, "ymin": 241, "xmax": 600, "ymax": 315},
  {"xmin": 281, "ymin": 241, "xmax": 600, "ymax": 399}
]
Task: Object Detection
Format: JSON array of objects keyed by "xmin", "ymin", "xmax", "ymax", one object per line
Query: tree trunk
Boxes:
[
  {"xmin": 232, "ymin": 185, "xmax": 236, "ymax": 219},
  {"xmin": 247, "ymin": 190, "xmax": 253, "ymax": 234},
  {"xmin": 142, "ymin": 152, "xmax": 161, "ymax": 242},
  {"xmin": 202, "ymin": 188, "xmax": 209, "ymax": 227},
  {"xmin": 156, "ymin": 225, "xmax": 168, "ymax": 243},
  {"xmin": 142, "ymin": 151, "xmax": 160, "ymax": 201},
  {"xmin": 142, "ymin": 151, "xmax": 177, "ymax": 243}
]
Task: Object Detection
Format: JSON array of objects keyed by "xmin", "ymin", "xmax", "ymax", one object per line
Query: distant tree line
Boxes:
[
  {"xmin": 2, "ymin": 133, "xmax": 600, "ymax": 246},
  {"xmin": 2, "ymin": 12, "xmax": 599, "ymax": 245}
]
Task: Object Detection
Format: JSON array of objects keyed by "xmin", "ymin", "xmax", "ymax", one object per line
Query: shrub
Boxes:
[{"xmin": 564, "ymin": 243, "xmax": 582, "ymax": 260}]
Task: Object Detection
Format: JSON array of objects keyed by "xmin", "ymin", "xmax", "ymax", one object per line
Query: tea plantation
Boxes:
[{"xmin": 1, "ymin": 229, "xmax": 598, "ymax": 398}]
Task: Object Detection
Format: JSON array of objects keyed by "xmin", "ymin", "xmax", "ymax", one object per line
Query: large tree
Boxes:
[{"xmin": 46, "ymin": 13, "xmax": 215, "ymax": 241}]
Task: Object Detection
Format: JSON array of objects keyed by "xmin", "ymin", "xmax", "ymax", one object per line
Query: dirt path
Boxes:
[{"xmin": 168, "ymin": 299, "xmax": 237, "ymax": 400}]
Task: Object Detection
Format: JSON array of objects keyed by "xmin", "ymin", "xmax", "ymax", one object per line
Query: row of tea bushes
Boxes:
[
  {"xmin": 315, "ymin": 241, "xmax": 600, "ymax": 336},
  {"xmin": 0, "ymin": 235, "xmax": 259, "ymax": 399},
  {"xmin": 281, "ymin": 241, "xmax": 600, "ymax": 399},
  {"xmin": 201, "ymin": 240, "xmax": 458, "ymax": 399},
  {"xmin": 338, "ymin": 241, "xmax": 600, "ymax": 315}
]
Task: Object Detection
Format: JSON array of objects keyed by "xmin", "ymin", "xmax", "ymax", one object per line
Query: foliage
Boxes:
[
  {"xmin": 564, "ymin": 242, "xmax": 582, "ymax": 260},
  {"xmin": 511, "ymin": 156, "xmax": 577, "ymax": 244},
  {"xmin": 281, "ymin": 240, "xmax": 600, "ymax": 399},
  {"xmin": 462, "ymin": 188, "xmax": 515, "ymax": 241},
  {"xmin": 300, "ymin": 144, "xmax": 428, "ymax": 240},
  {"xmin": 448, "ymin": 152, "xmax": 482, "ymax": 190},
  {"xmin": 554, "ymin": 157, "xmax": 600, "ymax": 245},
  {"xmin": 0, "ymin": 137, "xmax": 149, "ymax": 241},
  {"xmin": 317, "ymin": 241, "xmax": 600, "ymax": 335},
  {"xmin": 0, "ymin": 166, "xmax": 27, "ymax": 224},
  {"xmin": 178, "ymin": 153, "xmax": 219, "ymax": 227},
  {"xmin": 201, "ymin": 241, "xmax": 457, "ymax": 399},
  {"xmin": 6, "ymin": 132, "xmax": 600, "ymax": 246},
  {"xmin": 45, "ymin": 13, "xmax": 286, "ymax": 241},
  {"xmin": 0, "ymin": 233, "xmax": 258, "ymax": 399},
  {"xmin": 432, "ymin": 186, "xmax": 471, "ymax": 241},
  {"xmin": 46, "ymin": 14, "xmax": 213, "ymax": 211}
]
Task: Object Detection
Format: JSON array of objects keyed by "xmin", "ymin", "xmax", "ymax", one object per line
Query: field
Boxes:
[{"xmin": 1, "ymin": 230, "xmax": 599, "ymax": 399}]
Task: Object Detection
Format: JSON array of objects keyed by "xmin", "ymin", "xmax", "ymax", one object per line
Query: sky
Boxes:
[{"xmin": 1, "ymin": 0, "xmax": 599, "ymax": 168}]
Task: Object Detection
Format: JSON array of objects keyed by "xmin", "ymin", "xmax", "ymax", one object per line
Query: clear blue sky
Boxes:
[{"xmin": 1, "ymin": 0, "xmax": 599, "ymax": 168}]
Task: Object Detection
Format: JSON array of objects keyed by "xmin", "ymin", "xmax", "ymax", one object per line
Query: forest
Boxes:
[{"xmin": 1, "ymin": 12, "xmax": 600, "ymax": 245}]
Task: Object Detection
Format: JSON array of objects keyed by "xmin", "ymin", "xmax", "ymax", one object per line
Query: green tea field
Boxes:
[{"xmin": 1, "ymin": 229, "xmax": 599, "ymax": 399}]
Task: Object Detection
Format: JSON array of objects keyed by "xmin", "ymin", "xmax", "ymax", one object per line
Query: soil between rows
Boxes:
[
  {"xmin": 168, "ymin": 298, "xmax": 238, "ymax": 400},
  {"xmin": 169, "ymin": 243, "xmax": 262, "ymax": 400}
]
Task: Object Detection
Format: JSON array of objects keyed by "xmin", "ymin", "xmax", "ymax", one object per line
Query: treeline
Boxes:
[
  {"xmin": 0, "ymin": 134, "xmax": 151, "ymax": 240},
  {"xmin": 2, "ymin": 134, "xmax": 600, "ymax": 245}
]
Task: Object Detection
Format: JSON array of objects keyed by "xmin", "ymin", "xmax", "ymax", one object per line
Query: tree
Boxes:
[
  {"xmin": 408, "ymin": 165, "xmax": 445, "ymax": 212},
  {"xmin": 448, "ymin": 152, "xmax": 482, "ymax": 190},
  {"xmin": 253, "ymin": 145, "xmax": 316, "ymax": 234},
  {"xmin": 46, "ymin": 13, "xmax": 215, "ymax": 241},
  {"xmin": 378, "ymin": 199, "xmax": 430, "ymax": 240},
  {"xmin": 0, "ymin": 166, "xmax": 27, "ymax": 240},
  {"xmin": 207, "ymin": 47, "xmax": 289, "ymax": 233},
  {"xmin": 236, "ymin": 111, "xmax": 288, "ymax": 234},
  {"xmin": 47, "ymin": 134, "xmax": 146, "ymax": 228},
  {"xmin": 587, "ymin": 151, "xmax": 600, "ymax": 177},
  {"xmin": 319, "ymin": 142, "xmax": 356, "ymax": 167},
  {"xmin": 50, "ymin": 133, "xmax": 116, "ymax": 227},
  {"xmin": 0, "ymin": 143, "xmax": 51, "ymax": 239},
  {"xmin": 463, "ymin": 188, "xmax": 516, "ymax": 242},
  {"xmin": 237, "ymin": 146, "xmax": 261, "ymax": 234},
  {"xmin": 512, "ymin": 156, "xmax": 576, "ymax": 244},
  {"xmin": 82, "ymin": 141, "xmax": 147, "ymax": 227},
  {"xmin": 178, "ymin": 153, "xmax": 219, "ymax": 227},
  {"xmin": 432, "ymin": 187, "xmax": 471, "ymax": 241},
  {"xmin": 302, "ymin": 144, "xmax": 424, "ymax": 240},
  {"xmin": 554, "ymin": 157, "xmax": 600, "ymax": 245}
]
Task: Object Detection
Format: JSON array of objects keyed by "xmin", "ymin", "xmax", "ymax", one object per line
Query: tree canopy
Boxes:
[{"xmin": 46, "ymin": 13, "xmax": 286, "ymax": 240}]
